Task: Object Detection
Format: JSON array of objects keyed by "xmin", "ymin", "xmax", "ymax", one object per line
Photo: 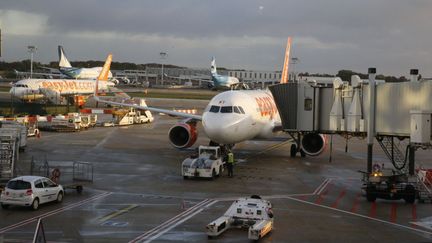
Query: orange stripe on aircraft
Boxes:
[{"xmin": 280, "ymin": 37, "xmax": 292, "ymax": 84}]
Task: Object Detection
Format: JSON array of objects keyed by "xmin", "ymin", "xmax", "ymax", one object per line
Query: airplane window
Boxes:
[
  {"xmin": 233, "ymin": 106, "xmax": 241, "ymax": 114},
  {"xmin": 209, "ymin": 105, "xmax": 220, "ymax": 113},
  {"xmin": 220, "ymin": 106, "xmax": 233, "ymax": 113},
  {"xmin": 238, "ymin": 106, "xmax": 245, "ymax": 114}
]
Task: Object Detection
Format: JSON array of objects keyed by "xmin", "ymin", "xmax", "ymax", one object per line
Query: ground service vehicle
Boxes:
[
  {"xmin": 0, "ymin": 176, "xmax": 64, "ymax": 210},
  {"xmin": 361, "ymin": 168, "xmax": 417, "ymax": 204},
  {"xmin": 206, "ymin": 195, "xmax": 274, "ymax": 240},
  {"xmin": 182, "ymin": 146, "xmax": 224, "ymax": 179}
]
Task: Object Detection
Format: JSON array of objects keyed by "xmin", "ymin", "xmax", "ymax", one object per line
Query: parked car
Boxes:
[{"xmin": 0, "ymin": 176, "xmax": 64, "ymax": 210}]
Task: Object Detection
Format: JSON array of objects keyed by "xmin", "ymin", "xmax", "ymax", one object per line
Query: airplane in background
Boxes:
[
  {"xmin": 93, "ymin": 37, "xmax": 327, "ymax": 157},
  {"xmin": 10, "ymin": 54, "xmax": 115, "ymax": 105},
  {"xmin": 208, "ymin": 57, "xmax": 242, "ymax": 90},
  {"xmin": 57, "ymin": 45, "xmax": 114, "ymax": 80}
]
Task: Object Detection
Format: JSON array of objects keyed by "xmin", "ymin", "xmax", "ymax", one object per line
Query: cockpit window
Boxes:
[
  {"xmin": 233, "ymin": 106, "xmax": 241, "ymax": 114},
  {"xmin": 209, "ymin": 105, "xmax": 220, "ymax": 113},
  {"xmin": 220, "ymin": 106, "xmax": 233, "ymax": 113},
  {"xmin": 238, "ymin": 106, "xmax": 245, "ymax": 114}
]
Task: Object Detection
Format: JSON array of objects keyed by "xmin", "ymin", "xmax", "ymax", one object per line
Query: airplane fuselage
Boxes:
[
  {"xmin": 211, "ymin": 74, "xmax": 240, "ymax": 90},
  {"xmin": 202, "ymin": 90, "xmax": 280, "ymax": 145},
  {"xmin": 60, "ymin": 67, "xmax": 113, "ymax": 80},
  {"xmin": 10, "ymin": 78, "xmax": 112, "ymax": 101}
]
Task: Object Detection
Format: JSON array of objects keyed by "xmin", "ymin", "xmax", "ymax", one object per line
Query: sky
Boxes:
[{"xmin": 0, "ymin": 0, "xmax": 431, "ymax": 76}]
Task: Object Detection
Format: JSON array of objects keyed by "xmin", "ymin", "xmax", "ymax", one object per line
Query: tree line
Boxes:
[{"xmin": 0, "ymin": 60, "xmax": 413, "ymax": 82}]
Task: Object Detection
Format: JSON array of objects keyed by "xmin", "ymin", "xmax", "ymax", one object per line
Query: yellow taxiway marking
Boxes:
[
  {"xmin": 246, "ymin": 139, "xmax": 293, "ymax": 159},
  {"xmin": 99, "ymin": 204, "xmax": 139, "ymax": 222}
]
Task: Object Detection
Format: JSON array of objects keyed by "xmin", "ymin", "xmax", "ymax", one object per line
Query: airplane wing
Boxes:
[
  {"xmin": 94, "ymin": 95, "xmax": 203, "ymax": 120},
  {"xmin": 93, "ymin": 53, "xmax": 202, "ymax": 121}
]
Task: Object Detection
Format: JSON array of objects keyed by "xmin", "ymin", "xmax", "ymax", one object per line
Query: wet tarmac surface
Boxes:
[{"xmin": 1, "ymin": 98, "xmax": 432, "ymax": 242}]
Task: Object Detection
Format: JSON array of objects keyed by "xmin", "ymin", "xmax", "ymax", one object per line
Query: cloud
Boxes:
[
  {"xmin": 0, "ymin": 0, "xmax": 431, "ymax": 76},
  {"xmin": 0, "ymin": 10, "xmax": 48, "ymax": 36},
  {"xmin": 258, "ymin": 5, "xmax": 264, "ymax": 15}
]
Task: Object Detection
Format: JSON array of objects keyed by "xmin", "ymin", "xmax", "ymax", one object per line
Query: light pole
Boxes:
[
  {"xmin": 290, "ymin": 57, "xmax": 299, "ymax": 82},
  {"xmin": 27, "ymin": 45, "xmax": 37, "ymax": 78},
  {"xmin": 160, "ymin": 51, "xmax": 167, "ymax": 85}
]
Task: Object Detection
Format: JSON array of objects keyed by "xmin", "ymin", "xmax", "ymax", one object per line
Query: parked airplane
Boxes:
[
  {"xmin": 57, "ymin": 45, "xmax": 114, "ymax": 80},
  {"xmin": 208, "ymin": 57, "xmax": 241, "ymax": 89},
  {"xmin": 10, "ymin": 55, "xmax": 115, "ymax": 105},
  {"xmin": 93, "ymin": 38, "xmax": 327, "ymax": 157}
]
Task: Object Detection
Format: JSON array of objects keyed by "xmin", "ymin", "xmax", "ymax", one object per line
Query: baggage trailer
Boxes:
[{"xmin": 30, "ymin": 158, "xmax": 93, "ymax": 194}]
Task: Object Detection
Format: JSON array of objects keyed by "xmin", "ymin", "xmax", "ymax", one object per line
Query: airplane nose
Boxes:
[{"xmin": 202, "ymin": 113, "xmax": 250, "ymax": 144}]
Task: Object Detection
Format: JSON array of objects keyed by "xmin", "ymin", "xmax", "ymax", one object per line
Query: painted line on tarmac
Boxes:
[
  {"xmin": 257, "ymin": 139, "xmax": 292, "ymax": 154},
  {"xmin": 214, "ymin": 193, "xmax": 316, "ymax": 202},
  {"xmin": 245, "ymin": 139, "xmax": 293, "ymax": 160},
  {"xmin": 129, "ymin": 199, "xmax": 216, "ymax": 243},
  {"xmin": 313, "ymin": 178, "xmax": 332, "ymax": 195},
  {"xmin": 0, "ymin": 192, "xmax": 112, "ymax": 234},
  {"xmin": 99, "ymin": 204, "xmax": 139, "ymax": 223},
  {"xmin": 286, "ymin": 196, "xmax": 432, "ymax": 236}
]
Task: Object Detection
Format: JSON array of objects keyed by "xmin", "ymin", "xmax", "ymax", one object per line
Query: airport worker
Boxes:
[{"xmin": 227, "ymin": 150, "xmax": 235, "ymax": 177}]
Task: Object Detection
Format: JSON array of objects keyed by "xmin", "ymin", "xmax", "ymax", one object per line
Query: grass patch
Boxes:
[
  {"xmin": 126, "ymin": 91, "xmax": 214, "ymax": 100},
  {"xmin": 0, "ymin": 87, "xmax": 10, "ymax": 92}
]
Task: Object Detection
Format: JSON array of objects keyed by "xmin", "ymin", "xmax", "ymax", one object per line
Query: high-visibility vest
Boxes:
[{"xmin": 228, "ymin": 153, "xmax": 234, "ymax": 164}]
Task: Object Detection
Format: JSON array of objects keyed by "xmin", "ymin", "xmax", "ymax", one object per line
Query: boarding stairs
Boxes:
[
  {"xmin": 377, "ymin": 136, "xmax": 408, "ymax": 172},
  {"xmin": 0, "ymin": 136, "xmax": 18, "ymax": 183},
  {"xmin": 416, "ymin": 170, "xmax": 432, "ymax": 203}
]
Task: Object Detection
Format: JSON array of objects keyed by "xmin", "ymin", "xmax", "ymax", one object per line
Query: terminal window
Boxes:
[{"xmin": 304, "ymin": 98, "xmax": 313, "ymax": 111}]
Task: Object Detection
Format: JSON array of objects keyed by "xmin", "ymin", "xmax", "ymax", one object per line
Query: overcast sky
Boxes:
[{"xmin": 0, "ymin": 0, "xmax": 431, "ymax": 76}]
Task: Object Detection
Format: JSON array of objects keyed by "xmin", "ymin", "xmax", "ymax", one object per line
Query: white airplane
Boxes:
[
  {"xmin": 10, "ymin": 55, "xmax": 115, "ymax": 105},
  {"xmin": 58, "ymin": 45, "xmax": 114, "ymax": 80},
  {"xmin": 93, "ymin": 38, "xmax": 326, "ymax": 156},
  {"xmin": 208, "ymin": 57, "xmax": 242, "ymax": 89}
]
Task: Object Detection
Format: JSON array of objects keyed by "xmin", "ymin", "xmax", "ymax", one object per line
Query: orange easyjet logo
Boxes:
[
  {"xmin": 42, "ymin": 81, "xmax": 93, "ymax": 91},
  {"xmin": 255, "ymin": 96, "xmax": 277, "ymax": 117}
]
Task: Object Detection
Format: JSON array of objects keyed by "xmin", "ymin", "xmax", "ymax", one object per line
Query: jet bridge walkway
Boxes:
[{"xmin": 270, "ymin": 69, "xmax": 432, "ymax": 203}]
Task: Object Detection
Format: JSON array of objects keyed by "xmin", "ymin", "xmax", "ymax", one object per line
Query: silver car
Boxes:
[{"xmin": 0, "ymin": 176, "xmax": 64, "ymax": 210}]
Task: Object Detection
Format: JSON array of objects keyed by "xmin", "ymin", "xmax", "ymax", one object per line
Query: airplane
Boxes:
[
  {"xmin": 57, "ymin": 45, "xmax": 114, "ymax": 80},
  {"xmin": 93, "ymin": 37, "xmax": 327, "ymax": 157},
  {"xmin": 206, "ymin": 57, "xmax": 251, "ymax": 90},
  {"xmin": 10, "ymin": 55, "xmax": 115, "ymax": 105}
]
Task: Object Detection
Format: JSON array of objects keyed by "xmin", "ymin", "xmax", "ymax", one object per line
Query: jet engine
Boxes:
[
  {"xmin": 168, "ymin": 122, "xmax": 198, "ymax": 149},
  {"xmin": 301, "ymin": 133, "xmax": 326, "ymax": 156}
]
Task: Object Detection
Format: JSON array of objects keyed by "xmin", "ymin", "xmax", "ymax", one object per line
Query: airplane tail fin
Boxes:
[
  {"xmin": 280, "ymin": 37, "xmax": 292, "ymax": 84},
  {"xmin": 94, "ymin": 53, "xmax": 113, "ymax": 97},
  {"xmin": 58, "ymin": 45, "xmax": 72, "ymax": 68},
  {"xmin": 210, "ymin": 57, "xmax": 217, "ymax": 75}
]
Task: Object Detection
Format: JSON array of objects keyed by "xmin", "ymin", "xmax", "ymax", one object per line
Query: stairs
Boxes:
[
  {"xmin": 377, "ymin": 136, "xmax": 408, "ymax": 172},
  {"xmin": 417, "ymin": 170, "xmax": 432, "ymax": 203},
  {"xmin": 0, "ymin": 136, "xmax": 17, "ymax": 183}
]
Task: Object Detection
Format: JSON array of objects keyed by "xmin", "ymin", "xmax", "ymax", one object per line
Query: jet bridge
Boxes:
[{"xmin": 270, "ymin": 69, "xmax": 432, "ymax": 176}]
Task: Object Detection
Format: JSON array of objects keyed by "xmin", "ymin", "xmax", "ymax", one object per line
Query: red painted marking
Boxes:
[
  {"xmin": 331, "ymin": 189, "xmax": 346, "ymax": 208},
  {"xmin": 411, "ymin": 204, "xmax": 417, "ymax": 228},
  {"xmin": 390, "ymin": 203, "xmax": 397, "ymax": 223},
  {"xmin": 369, "ymin": 202, "xmax": 377, "ymax": 218},
  {"xmin": 350, "ymin": 192, "xmax": 362, "ymax": 213}
]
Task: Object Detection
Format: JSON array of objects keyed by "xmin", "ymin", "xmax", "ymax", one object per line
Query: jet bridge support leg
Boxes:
[
  {"xmin": 409, "ymin": 146, "xmax": 415, "ymax": 176},
  {"xmin": 367, "ymin": 145, "xmax": 373, "ymax": 173}
]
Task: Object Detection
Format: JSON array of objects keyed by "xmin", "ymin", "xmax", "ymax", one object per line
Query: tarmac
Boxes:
[{"xmin": 1, "ymin": 97, "xmax": 432, "ymax": 242}]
